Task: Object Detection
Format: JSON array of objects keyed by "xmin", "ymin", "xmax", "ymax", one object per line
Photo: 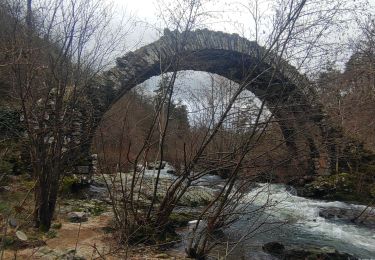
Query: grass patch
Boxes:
[
  {"xmin": 45, "ymin": 230, "xmax": 57, "ymax": 239},
  {"xmin": 0, "ymin": 201, "xmax": 11, "ymax": 214},
  {"xmin": 87, "ymin": 201, "xmax": 106, "ymax": 216},
  {"xmin": 51, "ymin": 222, "xmax": 62, "ymax": 229}
]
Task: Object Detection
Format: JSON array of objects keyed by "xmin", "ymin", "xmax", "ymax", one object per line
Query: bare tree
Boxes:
[{"xmin": 0, "ymin": 0, "xmax": 132, "ymax": 230}]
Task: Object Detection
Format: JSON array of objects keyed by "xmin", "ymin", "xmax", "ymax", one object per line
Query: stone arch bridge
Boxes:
[{"xmin": 83, "ymin": 29, "xmax": 342, "ymax": 176}]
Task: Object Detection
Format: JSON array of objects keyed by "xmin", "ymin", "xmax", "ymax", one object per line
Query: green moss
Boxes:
[
  {"xmin": 169, "ymin": 212, "xmax": 193, "ymax": 228},
  {"xmin": 39, "ymin": 224, "xmax": 49, "ymax": 233},
  {"xmin": 305, "ymin": 172, "xmax": 374, "ymax": 203},
  {"xmin": 60, "ymin": 176, "xmax": 80, "ymax": 194},
  {"xmin": 311, "ymin": 172, "xmax": 355, "ymax": 192},
  {"xmin": 179, "ymin": 187, "xmax": 213, "ymax": 207},
  {"xmin": 51, "ymin": 222, "xmax": 62, "ymax": 229},
  {"xmin": 65, "ymin": 199, "xmax": 107, "ymax": 216},
  {"xmin": 87, "ymin": 201, "xmax": 106, "ymax": 216},
  {"xmin": 0, "ymin": 201, "xmax": 11, "ymax": 214},
  {"xmin": 71, "ymin": 207, "xmax": 84, "ymax": 212},
  {"xmin": 22, "ymin": 179, "xmax": 36, "ymax": 190},
  {"xmin": 45, "ymin": 230, "xmax": 57, "ymax": 239},
  {"xmin": 0, "ymin": 236, "xmax": 15, "ymax": 249}
]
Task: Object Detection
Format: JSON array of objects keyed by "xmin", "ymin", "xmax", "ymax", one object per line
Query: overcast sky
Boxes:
[
  {"xmin": 114, "ymin": 1, "xmax": 374, "ymax": 33},
  {"xmin": 109, "ymin": 0, "xmax": 280, "ymax": 49},
  {"xmin": 109, "ymin": 0, "xmax": 375, "ymax": 67}
]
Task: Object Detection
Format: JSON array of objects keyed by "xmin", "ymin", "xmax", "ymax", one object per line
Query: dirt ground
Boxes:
[{"xmin": 2, "ymin": 213, "xmax": 185, "ymax": 259}]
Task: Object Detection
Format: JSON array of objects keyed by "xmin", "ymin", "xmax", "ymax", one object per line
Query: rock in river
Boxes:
[
  {"xmin": 263, "ymin": 242, "xmax": 357, "ymax": 259},
  {"xmin": 319, "ymin": 206, "xmax": 375, "ymax": 229}
]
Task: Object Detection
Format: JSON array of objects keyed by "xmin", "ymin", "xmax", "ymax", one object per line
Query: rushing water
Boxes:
[
  {"xmin": 225, "ymin": 183, "xmax": 375, "ymax": 259},
  {"xmin": 141, "ymin": 165, "xmax": 375, "ymax": 259},
  {"xmin": 181, "ymin": 182, "xmax": 375, "ymax": 259}
]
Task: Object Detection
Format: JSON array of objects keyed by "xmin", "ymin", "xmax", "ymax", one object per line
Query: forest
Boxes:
[{"xmin": 0, "ymin": 0, "xmax": 375, "ymax": 259}]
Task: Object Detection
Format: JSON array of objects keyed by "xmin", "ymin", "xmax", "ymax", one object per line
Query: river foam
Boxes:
[{"xmin": 243, "ymin": 183, "xmax": 375, "ymax": 258}]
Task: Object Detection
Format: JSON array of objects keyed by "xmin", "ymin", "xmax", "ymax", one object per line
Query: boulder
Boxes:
[
  {"xmin": 179, "ymin": 186, "xmax": 214, "ymax": 207},
  {"xmin": 319, "ymin": 207, "xmax": 375, "ymax": 229},
  {"xmin": 262, "ymin": 242, "xmax": 285, "ymax": 257},
  {"xmin": 166, "ymin": 169, "xmax": 176, "ymax": 175},
  {"xmin": 8, "ymin": 217, "xmax": 18, "ymax": 228},
  {"xmin": 283, "ymin": 247, "xmax": 357, "ymax": 260},
  {"xmin": 319, "ymin": 207, "xmax": 353, "ymax": 219},
  {"xmin": 15, "ymin": 230, "xmax": 28, "ymax": 241},
  {"xmin": 263, "ymin": 242, "xmax": 357, "ymax": 260},
  {"xmin": 88, "ymin": 184, "xmax": 107, "ymax": 200},
  {"xmin": 147, "ymin": 161, "xmax": 166, "ymax": 170},
  {"xmin": 67, "ymin": 212, "xmax": 88, "ymax": 223},
  {"xmin": 296, "ymin": 172, "xmax": 374, "ymax": 204}
]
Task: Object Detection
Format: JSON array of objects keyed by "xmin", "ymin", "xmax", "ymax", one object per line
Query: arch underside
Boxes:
[{"xmin": 93, "ymin": 30, "xmax": 332, "ymax": 175}]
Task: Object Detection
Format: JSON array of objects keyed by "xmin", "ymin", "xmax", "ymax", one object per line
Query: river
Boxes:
[
  {"xmin": 221, "ymin": 183, "xmax": 375, "ymax": 259},
  {"xmin": 143, "ymin": 165, "xmax": 375, "ymax": 259}
]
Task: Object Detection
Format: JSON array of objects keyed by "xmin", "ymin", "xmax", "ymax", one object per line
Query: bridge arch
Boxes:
[{"xmin": 90, "ymin": 29, "xmax": 333, "ymax": 175}]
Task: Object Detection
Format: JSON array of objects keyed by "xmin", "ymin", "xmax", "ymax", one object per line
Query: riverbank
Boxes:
[{"xmin": 1, "ymin": 171, "xmax": 374, "ymax": 259}]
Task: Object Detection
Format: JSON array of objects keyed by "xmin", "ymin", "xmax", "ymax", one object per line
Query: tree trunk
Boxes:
[{"xmin": 34, "ymin": 168, "xmax": 59, "ymax": 231}]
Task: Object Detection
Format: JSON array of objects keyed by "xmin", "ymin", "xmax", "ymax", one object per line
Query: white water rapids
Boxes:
[
  {"xmin": 137, "ymin": 165, "xmax": 375, "ymax": 258},
  {"xmin": 227, "ymin": 183, "xmax": 375, "ymax": 259}
]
